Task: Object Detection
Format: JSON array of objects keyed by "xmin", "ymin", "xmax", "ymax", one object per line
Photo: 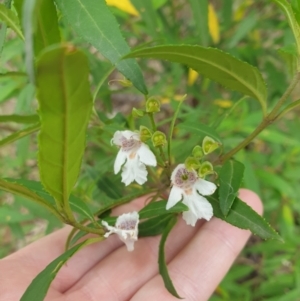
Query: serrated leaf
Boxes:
[
  {"xmin": 219, "ymin": 160, "xmax": 245, "ymax": 216},
  {"xmin": 54, "ymin": 0, "xmax": 148, "ymax": 95},
  {"xmin": 0, "ymin": 114, "xmax": 39, "ymax": 124},
  {"xmin": 33, "ymin": 0, "xmax": 61, "ymax": 55},
  {"xmin": 273, "ymin": 0, "xmax": 300, "ymax": 57},
  {"xmin": 69, "ymin": 198, "xmax": 95, "ymax": 223},
  {"xmin": 139, "ymin": 200, "xmax": 188, "ymax": 219},
  {"xmin": 0, "ymin": 3, "xmax": 24, "ymax": 40},
  {"xmin": 20, "ymin": 238, "xmax": 102, "ymax": 301},
  {"xmin": 139, "ymin": 214, "xmax": 174, "ymax": 237},
  {"xmin": 158, "ymin": 216, "xmax": 182, "ymax": 299},
  {"xmin": 0, "ymin": 178, "xmax": 61, "ymax": 219},
  {"xmin": 0, "ymin": 123, "xmax": 40, "ymax": 148},
  {"xmin": 125, "ymin": 45, "xmax": 267, "ymax": 113},
  {"xmin": 208, "ymin": 194, "xmax": 282, "ymax": 241},
  {"xmin": 179, "ymin": 121, "xmax": 222, "ymax": 143},
  {"xmin": 6, "ymin": 178, "xmax": 95, "ymax": 221},
  {"xmin": 36, "ymin": 45, "xmax": 93, "ymax": 211}
]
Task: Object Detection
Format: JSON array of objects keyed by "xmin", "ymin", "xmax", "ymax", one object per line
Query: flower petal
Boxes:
[
  {"xmin": 191, "ymin": 192, "xmax": 213, "ymax": 221},
  {"xmin": 166, "ymin": 186, "xmax": 183, "ymax": 210},
  {"xmin": 121, "ymin": 157, "xmax": 148, "ymax": 186},
  {"xmin": 138, "ymin": 143, "xmax": 157, "ymax": 166},
  {"xmin": 122, "ymin": 130, "xmax": 140, "ymax": 141},
  {"xmin": 194, "ymin": 178, "xmax": 217, "ymax": 196},
  {"xmin": 112, "ymin": 131, "xmax": 124, "ymax": 146},
  {"xmin": 182, "ymin": 209, "xmax": 198, "ymax": 226},
  {"xmin": 114, "ymin": 150, "xmax": 127, "ymax": 174}
]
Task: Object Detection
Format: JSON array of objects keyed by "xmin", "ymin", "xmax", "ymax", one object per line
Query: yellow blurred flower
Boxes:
[
  {"xmin": 208, "ymin": 4, "xmax": 220, "ymax": 44},
  {"xmin": 106, "ymin": 0, "xmax": 139, "ymax": 16}
]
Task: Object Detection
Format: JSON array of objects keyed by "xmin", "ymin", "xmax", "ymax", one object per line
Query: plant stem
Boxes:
[{"xmin": 218, "ymin": 72, "xmax": 300, "ymax": 164}]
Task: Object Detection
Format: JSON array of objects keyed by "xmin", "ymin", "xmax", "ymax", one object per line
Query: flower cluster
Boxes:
[{"xmin": 104, "ymin": 98, "xmax": 219, "ymax": 250}]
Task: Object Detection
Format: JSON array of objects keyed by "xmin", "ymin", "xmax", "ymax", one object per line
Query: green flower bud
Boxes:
[
  {"xmin": 202, "ymin": 136, "xmax": 220, "ymax": 155},
  {"xmin": 118, "ymin": 79, "xmax": 133, "ymax": 87},
  {"xmin": 152, "ymin": 131, "xmax": 167, "ymax": 147},
  {"xmin": 132, "ymin": 107, "xmax": 144, "ymax": 117},
  {"xmin": 198, "ymin": 161, "xmax": 214, "ymax": 178},
  {"xmin": 192, "ymin": 145, "xmax": 204, "ymax": 159},
  {"xmin": 109, "ymin": 79, "xmax": 133, "ymax": 87},
  {"xmin": 140, "ymin": 126, "xmax": 152, "ymax": 142},
  {"xmin": 146, "ymin": 96, "xmax": 161, "ymax": 113},
  {"xmin": 185, "ymin": 157, "xmax": 201, "ymax": 171}
]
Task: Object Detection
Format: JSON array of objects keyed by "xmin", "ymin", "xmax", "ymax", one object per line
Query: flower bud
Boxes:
[
  {"xmin": 192, "ymin": 145, "xmax": 204, "ymax": 159},
  {"xmin": 140, "ymin": 126, "xmax": 152, "ymax": 142},
  {"xmin": 202, "ymin": 136, "xmax": 220, "ymax": 155},
  {"xmin": 152, "ymin": 131, "xmax": 167, "ymax": 147},
  {"xmin": 132, "ymin": 107, "xmax": 144, "ymax": 117},
  {"xmin": 185, "ymin": 157, "xmax": 200, "ymax": 171},
  {"xmin": 109, "ymin": 79, "xmax": 133, "ymax": 87},
  {"xmin": 198, "ymin": 161, "xmax": 214, "ymax": 178},
  {"xmin": 146, "ymin": 96, "xmax": 161, "ymax": 113},
  {"xmin": 119, "ymin": 79, "xmax": 133, "ymax": 87}
]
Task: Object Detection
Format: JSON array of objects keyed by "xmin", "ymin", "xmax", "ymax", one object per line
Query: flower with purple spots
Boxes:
[
  {"xmin": 112, "ymin": 130, "xmax": 157, "ymax": 186},
  {"xmin": 166, "ymin": 164, "xmax": 217, "ymax": 226},
  {"xmin": 102, "ymin": 211, "xmax": 139, "ymax": 251}
]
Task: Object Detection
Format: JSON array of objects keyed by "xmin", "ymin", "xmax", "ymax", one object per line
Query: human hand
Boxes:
[{"xmin": 0, "ymin": 189, "xmax": 263, "ymax": 301}]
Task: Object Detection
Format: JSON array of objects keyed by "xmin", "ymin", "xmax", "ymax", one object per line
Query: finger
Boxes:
[
  {"xmin": 0, "ymin": 195, "xmax": 150, "ymax": 299},
  {"xmin": 61, "ymin": 218, "xmax": 205, "ymax": 301},
  {"xmin": 130, "ymin": 189, "xmax": 263, "ymax": 301}
]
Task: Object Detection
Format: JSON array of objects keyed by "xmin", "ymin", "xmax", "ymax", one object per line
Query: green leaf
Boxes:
[
  {"xmin": 208, "ymin": 194, "xmax": 282, "ymax": 241},
  {"xmin": 278, "ymin": 45, "xmax": 298, "ymax": 76},
  {"xmin": 158, "ymin": 216, "xmax": 182, "ymax": 299},
  {"xmin": 0, "ymin": 114, "xmax": 39, "ymax": 124},
  {"xmin": 0, "ymin": 3, "xmax": 24, "ymax": 40},
  {"xmin": 36, "ymin": 45, "xmax": 93, "ymax": 211},
  {"xmin": 139, "ymin": 214, "xmax": 174, "ymax": 237},
  {"xmin": 0, "ymin": 205, "xmax": 34, "ymax": 224},
  {"xmin": 7, "ymin": 178, "xmax": 95, "ymax": 221},
  {"xmin": 227, "ymin": 12, "xmax": 257, "ymax": 48},
  {"xmin": 273, "ymin": 0, "xmax": 300, "ymax": 58},
  {"xmin": 23, "ymin": 0, "xmax": 37, "ymax": 82},
  {"xmin": 187, "ymin": 0, "xmax": 209, "ymax": 45},
  {"xmin": 0, "ymin": 123, "xmax": 40, "ymax": 148},
  {"xmin": 69, "ymin": 197, "xmax": 95, "ymax": 223},
  {"xmin": 13, "ymin": 0, "xmax": 23, "ymax": 21},
  {"xmin": 20, "ymin": 238, "xmax": 102, "ymax": 301},
  {"xmin": 219, "ymin": 160, "xmax": 245, "ymax": 216},
  {"xmin": 22, "ymin": 0, "xmax": 61, "ymax": 83},
  {"xmin": 54, "ymin": 0, "xmax": 148, "ymax": 95},
  {"xmin": 179, "ymin": 121, "xmax": 222, "ymax": 143},
  {"xmin": 139, "ymin": 200, "xmax": 188, "ymax": 219},
  {"xmin": 125, "ymin": 45, "xmax": 268, "ymax": 114},
  {"xmin": 33, "ymin": 0, "xmax": 61, "ymax": 55},
  {"xmin": 0, "ymin": 178, "xmax": 62, "ymax": 220},
  {"xmin": 131, "ymin": 0, "xmax": 161, "ymax": 38}
]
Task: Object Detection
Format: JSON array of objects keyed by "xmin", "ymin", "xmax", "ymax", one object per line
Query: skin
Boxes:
[{"xmin": 0, "ymin": 189, "xmax": 263, "ymax": 301}]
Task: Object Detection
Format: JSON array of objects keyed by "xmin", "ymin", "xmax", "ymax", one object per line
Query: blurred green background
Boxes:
[{"xmin": 0, "ymin": 0, "xmax": 300, "ymax": 300}]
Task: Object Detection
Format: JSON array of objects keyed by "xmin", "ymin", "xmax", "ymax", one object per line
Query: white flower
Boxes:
[
  {"xmin": 102, "ymin": 211, "xmax": 139, "ymax": 251},
  {"xmin": 112, "ymin": 130, "xmax": 157, "ymax": 186},
  {"xmin": 166, "ymin": 164, "xmax": 217, "ymax": 226}
]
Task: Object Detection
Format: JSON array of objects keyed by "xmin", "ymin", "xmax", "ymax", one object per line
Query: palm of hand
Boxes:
[{"xmin": 0, "ymin": 189, "xmax": 262, "ymax": 301}]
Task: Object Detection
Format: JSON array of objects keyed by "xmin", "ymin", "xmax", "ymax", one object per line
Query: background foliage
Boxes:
[{"xmin": 0, "ymin": 0, "xmax": 300, "ymax": 300}]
